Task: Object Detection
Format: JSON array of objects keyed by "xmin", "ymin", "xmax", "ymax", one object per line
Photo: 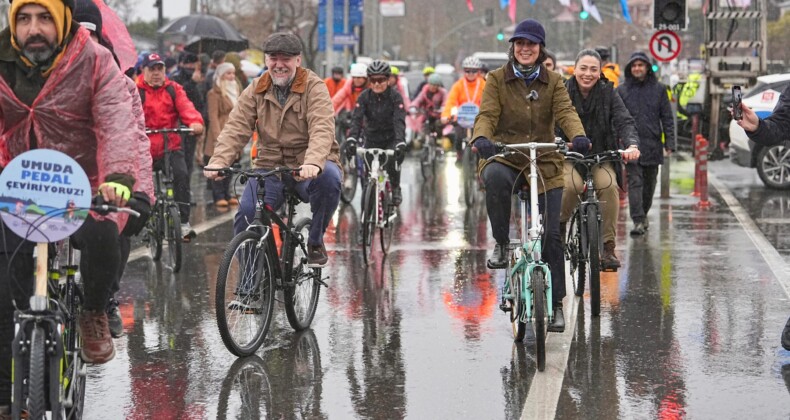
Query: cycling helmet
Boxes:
[
  {"xmin": 462, "ymin": 56, "xmax": 483, "ymax": 70},
  {"xmin": 349, "ymin": 62, "xmax": 368, "ymax": 77},
  {"xmin": 390, "ymin": 66, "xmax": 400, "ymax": 76},
  {"xmin": 428, "ymin": 73, "xmax": 443, "ymax": 86},
  {"xmin": 367, "ymin": 60, "xmax": 391, "ymax": 77},
  {"xmin": 422, "ymin": 66, "xmax": 435, "ymax": 75}
]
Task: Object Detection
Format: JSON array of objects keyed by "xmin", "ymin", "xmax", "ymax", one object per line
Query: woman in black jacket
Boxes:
[{"xmin": 559, "ymin": 49, "xmax": 641, "ymax": 270}]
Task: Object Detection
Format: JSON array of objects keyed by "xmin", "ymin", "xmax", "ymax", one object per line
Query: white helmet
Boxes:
[
  {"xmin": 349, "ymin": 63, "xmax": 368, "ymax": 78},
  {"xmin": 462, "ymin": 56, "xmax": 483, "ymax": 70}
]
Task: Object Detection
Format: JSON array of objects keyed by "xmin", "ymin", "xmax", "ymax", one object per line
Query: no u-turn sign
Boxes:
[{"xmin": 649, "ymin": 30, "xmax": 682, "ymax": 62}]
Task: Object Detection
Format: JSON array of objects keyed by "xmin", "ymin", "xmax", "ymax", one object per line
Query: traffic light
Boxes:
[
  {"xmin": 484, "ymin": 8, "xmax": 494, "ymax": 26},
  {"xmin": 496, "ymin": 30, "xmax": 505, "ymax": 41},
  {"xmin": 653, "ymin": 0, "xmax": 686, "ymax": 30},
  {"xmin": 579, "ymin": 10, "xmax": 590, "ymax": 20},
  {"xmin": 652, "ymin": 63, "xmax": 660, "ymax": 72}
]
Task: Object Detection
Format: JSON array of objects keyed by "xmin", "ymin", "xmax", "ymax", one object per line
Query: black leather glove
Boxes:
[
  {"xmin": 121, "ymin": 192, "xmax": 152, "ymax": 237},
  {"xmin": 345, "ymin": 137, "xmax": 357, "ymax": 158},
  {"xmin": 572, "ymin": 136, "xmax": 591, "ymax": 152},
  {"xmin": 395, "ymin": 142, "xmax": 407, "ymax": 163},
  {"xmin": 473, "ymin": 137, "xmax": 496, "ymax": 159}
]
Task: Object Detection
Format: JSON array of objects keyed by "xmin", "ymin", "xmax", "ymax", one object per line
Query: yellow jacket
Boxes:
[{"xmin": 602, "ymin": 63, "xmax": 621, "ymax": 87}]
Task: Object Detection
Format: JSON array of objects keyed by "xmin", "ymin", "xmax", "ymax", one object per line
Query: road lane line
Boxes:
[
  {"xmin": 127, "ymin": 211, "xmax": 235, "ymax": 263},
  {"xmin": 521, "ymin": 264, "xmax": 579, "ymax": 420},
  {"xmin": 708, "ymin": 171, "xmax": 790, "ymax": 299}
]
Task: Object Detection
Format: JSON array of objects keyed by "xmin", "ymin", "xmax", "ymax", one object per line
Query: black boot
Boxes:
[
  {"xmin": 392, "ymin": 187, "xmax": 402, "ymax": 206},
  {"xmin": 487, "ymin": 243, "xmax": 508, "ymax": 269},
  {"xmin": 548, "ymin": 304, "xmax": 565, "ymax": 333}
]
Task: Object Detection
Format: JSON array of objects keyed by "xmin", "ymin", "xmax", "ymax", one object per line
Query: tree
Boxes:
[
  {"xmin": 767, "ymin": 13, "xmax": 790, "ymax": 64},
  {"xmin": 103, "ymin": 0, "xmax": 136, "ymax": 24}
]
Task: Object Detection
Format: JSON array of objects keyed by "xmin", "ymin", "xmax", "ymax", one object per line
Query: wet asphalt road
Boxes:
[{"xmin": 80, "ymin": 154, "xmax": 790, "ymax": 419}]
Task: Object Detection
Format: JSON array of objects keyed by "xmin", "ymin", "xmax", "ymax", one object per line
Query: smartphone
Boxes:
[{"xmin": 732, "ymin": 85, "xmax": 743, "ymax": 120}]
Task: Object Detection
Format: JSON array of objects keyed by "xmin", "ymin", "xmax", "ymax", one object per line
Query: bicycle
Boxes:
[
  {"xmin": 454, "ymin": 103, "xmax": 482, "ymax": 207},
  {"xmin": 415, "ymin": 111, "xmax": 443, "ymax": 181},
  {"xmin": 490, "ymin": 139, "xmax": 565, "ymax": 372},
  {"xmin": 563, "ymin": 150, "xmax": 623, "ymax": 317},
  {"xmin": 356, "ymin": 146, "xmax": 399, "ymax": 266},
  {"xmin": 335, "ymin": 112, "xmax": 366, "ymax": 205},
  {"xmin": 143, "ymin": 127, "xmax": 193, "ymax": 273},
  {"xmin": 208, "ymin": 166, "xmax": 326, "ymax": 357}
]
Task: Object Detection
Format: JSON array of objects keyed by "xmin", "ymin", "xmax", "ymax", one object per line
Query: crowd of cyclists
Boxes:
[{"xmin": 0, "ymin": 0, "xmax": 683, "ymax": 415}]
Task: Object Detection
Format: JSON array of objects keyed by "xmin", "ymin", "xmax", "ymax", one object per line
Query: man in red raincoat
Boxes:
[{"xmin": 0, "ymin": 0, "xmax": 145, "ymax": 413}]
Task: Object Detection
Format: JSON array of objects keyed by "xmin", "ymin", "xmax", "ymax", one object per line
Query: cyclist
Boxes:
[
  {"xmin": 345, "ymin": 60, "xmax": 408, "ymax": 206},
  {"xmin": 442, "ymin": 56, "xmax": 486, "ymax": 164},
  {"xmin": 410, "ymin": 73, "xmax": 448, "ymax": 139},
  {"xmin": 471, "ymin": 18, "xmax": 586, "ymax": 333},
  {"xmin": 558, "ymin": 49, "xmax": 640, "ymax": 271},
  {"xmin": 332, "ymin": 62, "xmax": 368, "ymax": 116},
  {"xmin": 0, "ymin": 2, "xmax": 147, "ymax": 410},
  {"xmin": 412, "ymin": 65, "xmax": 435, "ymax": 100},
  {"xmin": 595, "ymin": 46, "xmax": 621, "ymax": 88},
  {"xmin": 324, "ymin": 65, "xmax": 346, "ymax": 98},
  {"xmin": 137, "ymin": 52, "xmax": 205, "ymax": 239},
  {"xmin": 204, "ymin": 32, "xmax": 341, "ymax": 267}
]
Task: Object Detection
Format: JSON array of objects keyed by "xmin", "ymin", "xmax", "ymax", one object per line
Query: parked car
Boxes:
[{"xmin": 729, "ymin": 73, "xmax": 790, "ymax": 189}]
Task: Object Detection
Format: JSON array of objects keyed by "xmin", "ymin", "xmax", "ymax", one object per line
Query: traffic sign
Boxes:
[{"xmin": 649, "ymin": 30, "xmax": 682, "ymax": 62}]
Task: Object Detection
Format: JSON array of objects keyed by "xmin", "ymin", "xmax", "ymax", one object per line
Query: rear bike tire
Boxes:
[
  {"xmin": 361, "ymin": 184, "xmax": 377, "ymax": 265},
  {"xmin": 165, "ymin": 205, "xmax": 183, "ymax": 272},
  {"xmin": 380, "ymin": 187, "xmax": 395, "ymax": 254},
  {"xmin": 146, "ymin": 203, "xmax": 164, "ymax": 261},
  {"xmin": 284, "ymin": 218, "xmax": 321, "ymax": 331},
  {"xmin": 216, "ymin": 230, "xmax": 276, "ymax": 357},
  {"xmin": 340, "ymin": 146, "xmax": 358, "ymax": 204},
  {"xmin": 587, "ymin": 206, "xmax": 601, "ymax": 317},
  {"xmin": 462, "ymin": 146, "xmax": 477, "ymax": 207},
  {"xmin": 28, "ymin": 326, "xmax": 47, "ymax": 420},
  {"xmin": 570, "ymin": 208, "xmax": 586, "ymax": 297},
  {"xmin": 509, "ymin": 266, "xmax": 527, "ymax": 342},
  {"xmin": 532, "ymin": 267, "xmax": 547, "ymax": 372}
]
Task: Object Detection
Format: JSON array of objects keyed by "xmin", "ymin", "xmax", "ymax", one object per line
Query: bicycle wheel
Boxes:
[
  {"xmin": 463, "ymin": 146, "xmax": 477, "ymax": 207},
  {"xmin": 216, "ymin": 230, "xmax": 276, "ymax": 357},
  {"xmin": 361, "ymin": 184, "xmax": 377, "ymax": 265},
  {"xmin": 380, "ymin": 187, "xmax": 395, "ymax": 254},
  {"xmin": 146, "ymin": 204, "xmax": 163, "ymax": 261},
  {"xmin": 340, "ymin": 146, "xmax": 358, "ymax": 204},
  {"xmin": 165, "ymin": 205, "xmax": 183, "ymax": 272},
  {"xmin": 532, "ymin": 267, "xmax": 547, "ymax": 372},
  {"xmin": 508, "ymin": 267, "xmax": 527, "ymax": 342},
  {"xmin": 28, "ymin": 326, "xmax": 47, "ymax": 420},
  {"xmin": 63, "ymin": 348, "xmax": 86, "ymax": 420},
  {"xmin": 569, "ymin": 208, "xmax": 586, "ymax": 297},
  {"xmin": 284, "ymin": 218, "xmax": 321, "ymax": 331},
  {"xmin": 587, "ymin": 206, "xmax": 601, "ymax": 317},
  {"xmin": 216, "ymin": 355, "xmax": 272, "ymax": 420},
  {"xmin": 420, "ymin": 141, "xmax": 434, "ymax": 181}
]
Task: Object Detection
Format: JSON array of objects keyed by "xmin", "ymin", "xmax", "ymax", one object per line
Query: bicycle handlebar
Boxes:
[
  {"xmin": 90, "ymin": 196, "xmax": 141, "ymax": 218},
  {"xmin": 145, "ymin": 127, "xmax": 195, "ymax": 135},
  {"xmin": 562, "ymin": 149, "xmax": 625, "ymax": 163},
  {"xmin": 205, "ymin": 166, "xmax": 301, "ymax": 180}
]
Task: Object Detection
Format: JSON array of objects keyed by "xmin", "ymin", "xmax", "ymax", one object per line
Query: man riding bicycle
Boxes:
[
  {"xmin": 345, "ymin": 60, "xmax": 408, "ymax": 206},
  {"xmin": 0, "ymin": 0, "xmax": 147, "ymax": 413},
  {"xmin": 442, "ymin": 56, "xmax": 486, "ymax": 165},
  {"xmin": 204, "ymin": 32, "xmax": 342, "ymax": 267},
  {"xmin": 137, "ymin": 52, "xmax": 205, "ymax": 239}
]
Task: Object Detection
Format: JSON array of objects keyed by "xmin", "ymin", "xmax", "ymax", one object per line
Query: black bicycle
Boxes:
[
  {"xmin": 417, "ymin": 112, "xmax": 443, "ymax": 181},
  {"xmin": 209, "ymin": 167, "xmax": 326, "ymax": 357},
  {"xmin": 336, "ymin": 112, "xmax": 364, "ymax": 204},
  {"xmin": 563, "ymin": 150, "xmax": 623, "ymax": 317},
  {"xmin": 143, "ymin": 127, "xmax": 192, "ymax": 273}
]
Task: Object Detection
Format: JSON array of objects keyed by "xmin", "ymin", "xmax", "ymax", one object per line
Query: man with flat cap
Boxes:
[{"xmin": 204, "ymin": 32, "xmax": 341, "ymax": 267}]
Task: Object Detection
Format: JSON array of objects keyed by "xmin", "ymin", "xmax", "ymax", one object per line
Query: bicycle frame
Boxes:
[{"xmin": 358, "ymin": 147, "xmax": 397, "ymax": 229}]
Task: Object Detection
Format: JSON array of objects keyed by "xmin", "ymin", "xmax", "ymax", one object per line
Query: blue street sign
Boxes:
[{"xmin": 318, "ymin": 0, "xmax": 364, "ymax": 52}]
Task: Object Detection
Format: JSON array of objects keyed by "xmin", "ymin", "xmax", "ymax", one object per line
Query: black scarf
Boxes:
[{"xmin": 565, "ymin": 77, "xmax": 612, "ymax": 155}]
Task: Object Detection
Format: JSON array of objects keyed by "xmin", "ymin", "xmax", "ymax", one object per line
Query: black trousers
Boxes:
[
  {"xmin": 626, "ymin": 163, "xmax": 660, "ymax": 224},
  {"xmin": 481, "ymin": 162, "xmax": 566, "ymax": 305},
  {"xmin": 0, "ymin": 217, "xmax": 121, "ymax": 405},
  {"xmin": 182, "ymin": 134, "xmax": 197, "ymax": 178},
  {"xmin": 154, "ymin": 150, "xmax": 190, "ymax": 224}
]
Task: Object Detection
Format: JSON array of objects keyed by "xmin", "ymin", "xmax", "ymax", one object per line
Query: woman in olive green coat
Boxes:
[{"xmin": 471, "ymin": 18, "xmax": 587, "ymax": 333}]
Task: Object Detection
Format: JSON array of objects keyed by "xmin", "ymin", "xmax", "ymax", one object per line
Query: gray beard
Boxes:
[
  {"xmin": 23, "ymin": 47, "xmax": 54, "ymax": 65},
  {"xmin": 272, "ymin": 73, "xmax": 295, "ymax": 87}
]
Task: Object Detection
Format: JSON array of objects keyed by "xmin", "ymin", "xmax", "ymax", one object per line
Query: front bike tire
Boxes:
[
  {"xmin": 165, "ymin": 205, "xmax": 183, "ymax": 272},
  {"xmin": 216, "ymin": 230, "xmax": 276, "ymax": 357},
  {"xmin": 570, "ymin": 209, "xmax": 586, "ymax": 297},
  {"xmin": 587, "ymin": 206, "xmax": 601, "ymax": 317},
  {"xmin": 28, "ymin": 326, "xmax": 47, "ymax": 420},
  {"xmin": 284, "ymin": 218, "xmax": 321, "ymax": 331},
  {"xmin": 361, "ymin": 184, "xmax": 377, "ymax": 265},
  {"xmin": 146, "ymin": 204, "xmax": 164, "ymax": 261},
  {"xmin": 340, "ymin": 146, "xmax": 358, "ymax": 204},
  {"xmin": 380, "ymin": 188, "xmax": 395, "ymax": 254},
  {"xmin": 509, "ymin": 267, "xmax": 527, "ymax": 342},
  {"xmin": 420, "ymin": 144, "xmax": 434, "ymax": 181},
  {"xmin": 532, "ymin": 267, "xmax": 547, "ymax": 372},
  {"xmin": 463, "ymin": 146, "xmax": 477, "ymax": 207}
]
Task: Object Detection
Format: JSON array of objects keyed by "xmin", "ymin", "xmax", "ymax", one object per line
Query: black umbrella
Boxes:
[
  {"xmin": 158, "ymin": 14, "xmax": 248, "ymax": 52},
  {"xmin": 184, "ymin": 37, "xmax": 248, "ymax": 54}
]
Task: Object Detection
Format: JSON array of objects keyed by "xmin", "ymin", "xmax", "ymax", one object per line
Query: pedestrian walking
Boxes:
[
  {"xmin": 205, "ymin": 62, "xmax": 242, "ymax": 207},
  {"xmin": 616, "ymin": 51, "xmax": 675, "ymax": 235}
]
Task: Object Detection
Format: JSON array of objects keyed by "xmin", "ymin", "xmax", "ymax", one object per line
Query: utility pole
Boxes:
[
  {"xmin": 156, "ymin": 0, "xmax": 164, "ymax": 53},
  {"xmin": 326, "ymin": 0, "xmax": 334, "ymax": 75}
]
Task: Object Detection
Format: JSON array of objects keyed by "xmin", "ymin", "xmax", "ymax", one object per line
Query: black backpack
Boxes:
[{"xmin": 138, "ymin": 84, "xmax": 176, "ymax": 107}]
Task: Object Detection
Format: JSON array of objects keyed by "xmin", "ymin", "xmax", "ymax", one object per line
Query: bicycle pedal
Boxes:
[
  {"xmin": 499, "ymin": 303, "xmax": 512, "ymax": 313},
  {"xmin": 317, "ymin": 276, "xmax": 330, "ymax": 288}
]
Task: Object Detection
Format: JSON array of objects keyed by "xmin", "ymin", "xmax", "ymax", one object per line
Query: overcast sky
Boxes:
[{"xmin": 133, "ymin": 0, "xmax": 192, "ymax": 21}]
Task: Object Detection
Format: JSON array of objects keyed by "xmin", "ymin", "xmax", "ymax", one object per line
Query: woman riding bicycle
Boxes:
[
  {"xmin": 332, "ymin": 62, "xmax": 368, "ymax": 116},
  {"xmin": 471, "ymin": 19, "xmax": 586, "ymax": 332},
  {"xmin": 410, "ymin": 73, "xmax": 447, "ymax": 140},
  {"xmin": 558, "ymin": 49, "xmax": 641, "ymax": 270},
  {"xmin": 345, "ymin": 60, "xmax": 407, "ymax": 206}
]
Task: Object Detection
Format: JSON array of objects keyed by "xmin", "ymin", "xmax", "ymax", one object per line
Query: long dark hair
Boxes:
[{"xmin": 507, "ymin": 42, "xmax": 547, "ymax": 66}]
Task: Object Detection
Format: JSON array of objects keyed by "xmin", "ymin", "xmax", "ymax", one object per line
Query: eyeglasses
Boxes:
[
  {"xmin": 464, "ymin": 69, "xmax": 479, "ymax": 74},
  {"xmin": 369, "ymin": 77, "xmax": 388, "ymax": 85}
]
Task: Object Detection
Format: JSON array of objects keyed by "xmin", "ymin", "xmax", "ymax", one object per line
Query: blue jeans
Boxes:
[{"xmin": 234, "ymin": 162, "xmax": 342, "ymax": 246}]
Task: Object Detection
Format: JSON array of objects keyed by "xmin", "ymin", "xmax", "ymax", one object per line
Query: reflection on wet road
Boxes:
[{"xmin": 80, "ymin": 156, "xmax": 790, "ymax": 419}]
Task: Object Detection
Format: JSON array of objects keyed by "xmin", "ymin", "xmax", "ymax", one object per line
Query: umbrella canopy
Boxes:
[
  {"xmin": 158, "ymin": 14, "xmax": 248, "ymax": 52},
  {"xmin": 184, "ymin": 37, "xmax": 248, "ymax": 54}
]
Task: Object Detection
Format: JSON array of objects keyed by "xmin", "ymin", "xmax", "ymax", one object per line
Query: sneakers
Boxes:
[
  {"xmin": 215, "ymin": 199, "xmax": 229, "ymax": 207},
  {"xmin": 487, "ymin": 243, "xmax": 509, "ymax": 269},
  {"xmin": 78, "ymin": 310, "xmax": 115, "ymax": 364},
  {"xmin": 630, "ymin": 222, "xmax": 647, "ymax": 236},
  {"xmin": 106, "ymin": 298, "xmax": 123, "ymax": 338},
  {"xmin": 601, "ymin": 241, "xmax": 621, "ymax": 271},
  {"xmin": 228, "ymin": 197, "xmax": 239, "ymax": 206},
  {"xmin": 548, "ymin": 304, "xmax": 565, "ymax": 333},
  {"xmin": 391, "ymin": 187, "xmax": 402, "ymax": 206},
  {"xmin": 181, "ymin": 222, "xmax": 196, "ymax": 241},
  {"xmin": 306, "ymin": 243, "xmax": 328, "ymax": 267}
]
